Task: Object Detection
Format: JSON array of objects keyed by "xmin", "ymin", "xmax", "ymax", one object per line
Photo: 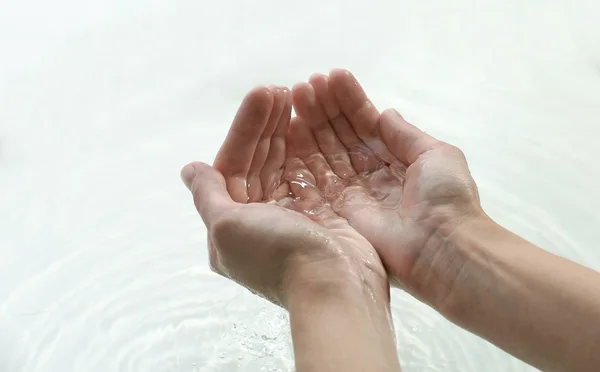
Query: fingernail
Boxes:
[
  {"xmin": 393, "ymin": 109, "xmax": 403, "ymax": 118},
  {"xmin": 181, "ymin": 163, "xmax": 196, "ymax": 191}
]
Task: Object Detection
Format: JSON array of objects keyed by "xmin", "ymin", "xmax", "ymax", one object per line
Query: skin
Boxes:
[
  {"xmin": 182, "ymin": 71, "xmax": 600, "ymax": 372},
  {"xmin": 181, "ymin": 86, "xmax": 401, "ymax": 372},
  {"xmin": 288, "ymin": 70, "xmax": 483, "ymax": 304},
  {"xmin": 287, "ymin": 69, "xmax": 600, "ymax": 372}
]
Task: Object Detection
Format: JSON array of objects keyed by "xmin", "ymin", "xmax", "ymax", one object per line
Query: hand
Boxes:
[
  {"xmin": 180, "ymin": 86, "xmax": 389, "ymax": 308},
  {"xmin": 287, "ymin": 70, "xmax": 486, "ymax": 308}
]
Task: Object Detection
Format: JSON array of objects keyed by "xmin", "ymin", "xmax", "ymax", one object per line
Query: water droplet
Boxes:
[{"xmin": 219, "ymin": 352, "xmax": 225, "ymax": 359}]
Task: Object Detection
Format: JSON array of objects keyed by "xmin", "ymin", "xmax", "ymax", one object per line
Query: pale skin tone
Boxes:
[{"xmin": 182, "ymin": 70, "xmax": 600, "ymax": 372}]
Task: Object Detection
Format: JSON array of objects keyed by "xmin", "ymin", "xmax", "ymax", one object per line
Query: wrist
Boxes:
[
  {"xmin": 285, "ymin": 248, "xmax": 400, "ymax": 372},
  {"xmin": 405, "ymin": 210, "xmax": 499, "ymax": 319},
  {"xmin": 283, "ymin": 249, "xmax": 390, "ymax": 310}
]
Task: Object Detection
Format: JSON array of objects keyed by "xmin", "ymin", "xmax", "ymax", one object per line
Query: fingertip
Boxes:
[
  {"xmin": 228, "ymin": 86, "xmax": 275, "ymax": 139},
  {"xmin": 379, "ymin": 109, "xmax": 441, "ymax": 164},
  {"xmin": 291, "ymin": 82, "xmax": 311, "ymax": 98},
  {"xmin": 248, "ymin": 85, "xmax": 273, "ymax": 97},
  {"xmin": 272, "ymin": 89, "xmax": 292, "ymax": 137},
  {"xmin": 180, "ymin": 162, "xmax": 197, "ymax": 191},
  {"xmin": 328, "ymin": 69, "xmax": 362, "ymax": 104},
  {"xmin": 283, "ymin": 86, "xmax": 292, "ymax": 104},
  {"xmin": 245, "ymin": 85, "xmax": 275, "ymax": 109},
  {"xmin": 283, "ymin": 87, "xmax": 293, "ymax": 115},
  {"xmin": 291, "ymin": 82, "xmax": 316, "ymax": 114},
  {"xmin": 308, "ymin": 73, "xmax": 328, "ymax": 85},
  {"xmin": 309, "ymin": 73, "xmax": 329, "ymax": 91},
  {"xmin": 279, "ymin": 86, "xmax": 291, "ymax": 102},
  {"xmin": 380, "ymin": 109, "xmax": 410, "ymax": 142},
  {"xmin": 329, "ymin": 68, "xmax": 354, "ymax": 84},
  {"xmin": 182, "ymin": 161, "xmax": 216, "ymax": 190},
  {"xmin": 269, "ymin": 85, "xmax": 285, "ymax": 108}
]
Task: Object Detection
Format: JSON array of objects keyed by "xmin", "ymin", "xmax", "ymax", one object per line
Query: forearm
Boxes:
[
  {"xmin": 287, "ymin": 258, "xmax": 401, "ymax": 372},
  {"xmin": 419, "ymin": 216, "xmax": 600, "ymax": 372}
]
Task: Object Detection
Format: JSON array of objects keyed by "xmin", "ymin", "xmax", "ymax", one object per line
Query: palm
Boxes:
[
  {"xmin": 284, "ymin": 71, "xmax": 481, "ymax": 283},
  {"xmin": 210, "ymin": 85, "xmax": 387, "ymax": 293}
]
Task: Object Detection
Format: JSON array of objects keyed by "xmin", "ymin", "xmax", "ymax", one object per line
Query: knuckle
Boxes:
[
  {"xmin": 208, "ymin": 208, "xmax": 244, "ymax": 250},
  {"xmin": 210, "ymin": 214, "xmax": 236, "ymax": 242},
  {"xmin": 446, "ymin": 144, "xmax": 465, "ymax": 157},
  {"xmin": 381, "ymin": 108, "xmax": 401, "ymax": 121},
  {"xmin": 440, "ymin": 143, "xmax": 467, "ymax": 161}
]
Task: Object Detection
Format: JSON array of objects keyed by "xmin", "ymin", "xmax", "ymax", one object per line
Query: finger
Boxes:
[
  {"xmin": 214, "ymin": 86, "xmax": 274, "ymax": 203},
  {"xmin": 260, "ymin": 87, "xmax": 292, "ymax": 201},
  {"xmin": 309, "ymin": 73, "xmax": 382, "ymax": 173},
  {"xmin": 292, "ymin": 79, "xmax": 356, "ymax": 180},
  {"xmin": 379, "ymin": 109, "xmax": 441, "ymax": 164},
  {"xmin": 272, "ymin": 181, "xmax": 291, "ymax": 202},
  {"xmin": 181, "ymin": 162, "xmax": 236, "ymax": 227},
  {"xmin": 329, "ymin": 69, "xmax": 396, "ymax": 164},
  {"xmin": 287, "ymin": 117, "xmax": 344, "ymax": 199},
  {"xmin": 283, "ymin": 127, "xmax": 322, "ymax": 202},
  {"xmin": 282, "ymin": 141, "xmax": 335, "ymax": 220},
  {"xmin": 246, "ymin": 86, "xmax": 288, "ymax": 202}
]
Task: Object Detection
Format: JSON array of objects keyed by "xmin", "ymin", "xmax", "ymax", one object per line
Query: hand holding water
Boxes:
[
  {"xmin": 287, "ymin": 70, "xmax": 600, "ymax": 372},
  {"xmin": 181, "ymin": 85, "xmax": 401, "ymax": 372},
  {"xmin": 182, "ymin": 72, "xmax": 600, "ymax": 372},
  {"xmin": 180, "ymin": 86, "xmax": 389, "ymax": 308},
  {"xmin": 288, "ymin": 70, "xmax": 484, "ymax": 309}
]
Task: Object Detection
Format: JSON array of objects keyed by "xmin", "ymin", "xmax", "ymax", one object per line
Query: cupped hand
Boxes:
[
  {"xmin": 287, "ymin": 70, "xmax": 486, "ymax": 306},
  {"xmin": 181, "ymin": 86, "xmax": 388, "ymax": 307}
]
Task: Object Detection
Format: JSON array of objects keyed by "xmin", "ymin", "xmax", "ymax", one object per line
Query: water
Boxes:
[
  {"xmin": 275, "ymin": 147, "xmax": 405, "ymax": 219},
  {"xmin": 1, "ymin": 1, "xmax": 600, "ymax": 371}
]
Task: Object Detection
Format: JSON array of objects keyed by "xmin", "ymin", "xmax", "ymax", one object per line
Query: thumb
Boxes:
[
  {"xmin": 181, "ymin": 162, "xmax": 235, "ymax": 225},
  {"xmin": 379, "ymin": 108, "xmax": 440, "ymax": 165}
]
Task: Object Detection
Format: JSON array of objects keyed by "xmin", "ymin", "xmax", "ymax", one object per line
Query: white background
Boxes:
[{"xmin": 1, "ymin": 0, "xmax": 599, "ymax": 371}]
